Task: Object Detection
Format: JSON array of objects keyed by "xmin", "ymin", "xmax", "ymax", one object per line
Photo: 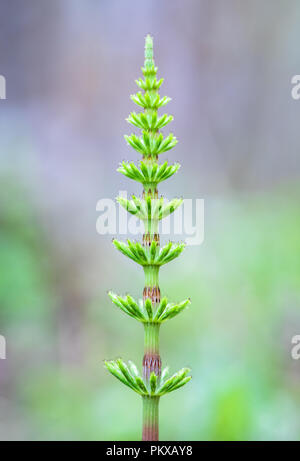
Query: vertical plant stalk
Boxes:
[
  {"xmin": 104, "ymin": 35, "xmax": 192, "ymax": 442},
  {"xmin": 143, "ymin": 322, "xmax": 160, "ymax": 380},
  {"xmin": 143, "ymin": 322, "xmax": 160, "ymax": 440},
  {"xmin": 142, "ymin": 38, "xmax": 161, "ymax": 441},
  {"xmin": 142, "ymin": 395, "xmax": 159, "ymax": 441}
]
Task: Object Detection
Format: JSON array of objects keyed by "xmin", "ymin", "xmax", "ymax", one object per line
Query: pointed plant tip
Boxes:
[{"xmin": 145, "ymin": 33, "xmax": 153, "ymax": 42}]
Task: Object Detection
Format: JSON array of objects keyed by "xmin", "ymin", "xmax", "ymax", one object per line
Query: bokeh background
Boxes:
[{"xmin": 0, "ymin": 0, "xmax": 300, "ymax": 441}]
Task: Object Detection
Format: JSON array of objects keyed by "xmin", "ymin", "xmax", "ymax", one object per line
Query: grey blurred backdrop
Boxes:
[{"xmin": 0, "ymin": 0, "xmax": 300, "ymax": 440}]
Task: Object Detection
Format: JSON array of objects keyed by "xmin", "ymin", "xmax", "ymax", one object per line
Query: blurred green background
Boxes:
[{"xmin": 0, "ymin": 0, "xmax": 300, "ymax": 440}]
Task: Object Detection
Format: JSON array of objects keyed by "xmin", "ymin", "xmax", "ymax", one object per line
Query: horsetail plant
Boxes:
[{"xmin": 105, "ymin": 35, "xmax": 191, "ymax": 441}]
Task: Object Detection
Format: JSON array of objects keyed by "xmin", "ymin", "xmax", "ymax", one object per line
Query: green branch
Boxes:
[{"xmin": 105, "ymin": 359, "xmax": 191, "ymax": 397}]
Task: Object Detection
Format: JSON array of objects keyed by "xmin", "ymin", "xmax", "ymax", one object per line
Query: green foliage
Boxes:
[
  {"xmin": 150, "ymin": 372, "xmax": 157, "ymax": 394},
  {"xmin": 124, "ymin": 34, "xmax": 178, "ymax": 162},
  {"xmin": 124, "ymin": 132, "xmax": 177, "ymax": 158},
  {"xmin": 117, "ymin": 161, "xmax": 180, "ymax": 186},
  {"xmin": 135, "ymin": 77, "xmax": 164, "ymax": 91},
  {"xmin": 108, "ymin": 292, "xmax": 146, "ymax": 322},
  {"xmin": 105, "ymin": 360, "xmax": 191, "ymax": 397},
  {"xmin": 127, "ymin": 112, "xmax": 173, "ymax": 131},
  {"xmin": 108, "ymin": 291, "xmax": 190, "ymax": 323},
  {"xmin": 156, "ymin": 298, "xmax": 191, "ymax": 322},
  {"xmin": 113, "ymin": 239, "xmax": 185, "ymax": 266},
  {"xmin": 129, "ymin": 93, "xmax": 171, "ymax": 111},
  {"xmin": 116, "ymin": 195, "xmax": 183, "ymax": 221}
]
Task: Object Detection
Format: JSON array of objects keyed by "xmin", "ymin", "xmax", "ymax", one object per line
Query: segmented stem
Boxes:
[
  {"xmin": 142, "ymin": 35, "xmax": 161, "ymax": 441},
  {"xmin": 106, "ymin": 34, "xmax": 191, "ymax": 442},
  {"xmin": 143, "ymin": 323, "xmax": 161, "ymax": 382}
]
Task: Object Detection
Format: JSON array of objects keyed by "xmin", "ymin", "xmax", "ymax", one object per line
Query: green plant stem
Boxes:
[
  {"xmin": 144, "ymin": 322, "xmax": 160, "ymax": 355},
  {"xmin": 144, "ymin": 217, "xmax": 159, "ymax": 236},
  {"xmin": 143, "ymin": 321, "xmax": 161, "ymax": 382},
  {"xmin": 142, "ymin": 396, "xmax": 159, "ymax": 441},
  {"xmin": 143, "ymin": 319, "xmax": 161, "ymax": 442},
  {"xmin": 141, "ymin": 37, "xmax": 161, "ymax": 440},
  {"xmin": 143, "ymin": 265, "xmax": 159, "ymax": 287}
]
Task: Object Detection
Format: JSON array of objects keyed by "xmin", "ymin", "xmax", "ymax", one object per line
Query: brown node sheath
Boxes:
[
  {"xmin": 143, "ymin": 154, "xmax": 158, "ymax": 162},
  {"xmin": 143, "ymin": 353, "xmax": 162, "ymax": 380},
  {"xmin": 142, "ymin": 188, "xmax": 158, "ymax": 199},
  {"xmin": 142, "ymin": 232, "xmax": 160, "ymax": 246},
  {"xmin": 143, "ymin": 286, "xmax": 160, "ymax": 304}
]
